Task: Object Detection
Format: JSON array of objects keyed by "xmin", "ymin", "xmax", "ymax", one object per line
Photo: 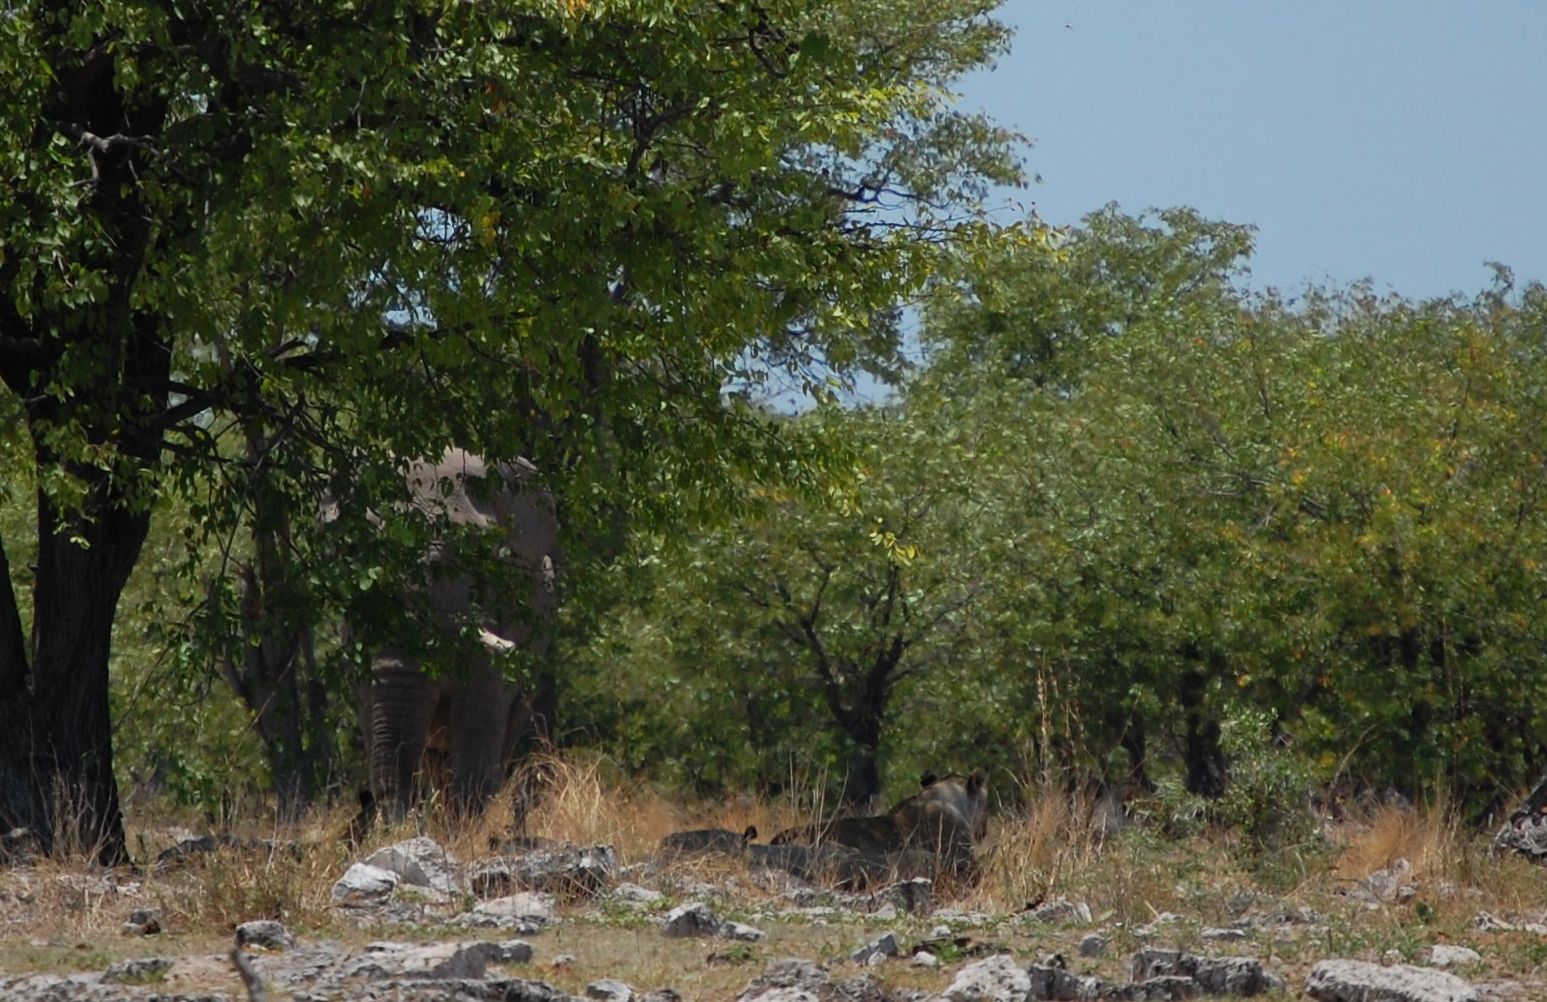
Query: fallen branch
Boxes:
[{"xmin": 229, "ymin": 948, "xmax": 269, "ymax": 1002}]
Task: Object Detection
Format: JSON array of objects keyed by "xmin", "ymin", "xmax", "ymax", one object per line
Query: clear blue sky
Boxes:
[{"xmin": 959, "ymin": 4, "xmax": 1547, "ymax": 299}]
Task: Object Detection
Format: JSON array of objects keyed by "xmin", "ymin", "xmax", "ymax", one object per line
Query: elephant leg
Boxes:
[
  {"xmin": 445, "ymin": 663, "xmax": 512, "ymax": 815},
  {"xmin": 367, "ymin": 654, "xmax": 439, "ymax": 821}
]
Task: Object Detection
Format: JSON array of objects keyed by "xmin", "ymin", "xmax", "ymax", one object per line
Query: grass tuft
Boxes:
[{"xmin": 1335, "ymin": 799, "xmax": 1459, "ymax": 882}]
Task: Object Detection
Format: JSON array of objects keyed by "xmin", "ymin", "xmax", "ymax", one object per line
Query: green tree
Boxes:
[
  {"xmin": 921, "ymin": 207, "xmax": 1547, "ymax": 813},
  {"xmin": 573, "ymin": 404, "xmax": 984, "ymax": 806},
  {"xmin": 0, "ymin": 0, "xmax": 1020, "ymax": 861},
  {"xmin": 914, "ymin": 207, "xmax": 1261, "ymax": 794}
]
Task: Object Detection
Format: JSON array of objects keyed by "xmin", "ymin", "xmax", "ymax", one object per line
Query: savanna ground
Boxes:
[{"xmin": 3, "ymin": 757, "xmax": 1547, "ymax": 1000}]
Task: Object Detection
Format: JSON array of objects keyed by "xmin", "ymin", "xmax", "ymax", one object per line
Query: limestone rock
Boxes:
[
  {"xmin": 1131, "ymin": 948, "xmax": 1284, "ymax": 995},
  {"xmin": 1025, "ymin": 962, "xmax": 1107, "ymax": 1001},
  {"xmin": 1495, "ymin": 810, "xmax": 1547, "ymax": 861},
  {"xmin": 1305, "ymin": 959, "xmax": 1479, "ymax": 1002},
  {"xmin": 121, "ymin": 906, "xmax": 163, "ymax": 936},
  {"xmin": 1020, "ymin": 897, "xmax": 1093, "ymax": 925},
  {"xmin": 363, "ymin": 836, "xmax": 463, "ymax": 897},
  {"xmin": 493, "ymin": 940, "xmax": 535, "ymax": 964},
  {"xmin": 735, "ymin": 959, "xmax": 832, "ymax": 1002},
  {"xmin": 332, "ymin": 862, "xmax": 401, "ymax": 906},
  {"xmin": 876, "ymin": 878, "xmax": 933, "ymax": 916},
  {"xmin": 943, "ymin": 954, "xmax": 1030, "ymax": 1002},
  {"xmin": 473, "ymin": 891, "xmax": 560, "ymax": 924},
  {"xmin": 345, "ymin": 940, "xmax": 508, "ymax": 981},
  {"xmin": 1349, "ymin": 857, "xmax": 1416, "ymax": 906},
  {"xmin": 611, "ymin": 883, "xmax": 666, "ymax": 906},
  {"xmin": 851, "ymin": 933, "xmax": 899, "ymax": 965},
  {"xmin": 1427, "ymin": 945, "xmax": 1481, "ymax": 969},
  {"xmin": 471, "ymin": 843, "xmax": 619, "ymax": 898},
  {"xmin": 661, "ymin": 902, "xmax": 723, "ymax": 938},
  {"xmin": 721, "ymin": 921, "xmax": 768, "ymax": 942},
  {"xmin": 588, "ymin": 977, "xmax": 636, "ymax": 1002},
  {"xmin": 1200, "ymin": 927, "xmax": 1248, "ymax": 942},
  {"xmin": 103, "ymin": 956, "xmax": 171, "ymax": 983},
  {"xmin": 235, "ymin": 918, "xmax": 296, "ymax": 950}
]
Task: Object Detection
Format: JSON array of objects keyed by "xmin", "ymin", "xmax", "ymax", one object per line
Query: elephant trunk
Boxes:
[{"xmin": 365, "ymin": 654, "xmax": 439, "ymax": 821}]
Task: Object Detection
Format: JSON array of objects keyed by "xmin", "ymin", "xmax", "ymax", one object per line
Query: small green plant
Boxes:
[
  {"xmin": 1145, "ymin": 780, "xmax": 1211, "ymax": 840},
  {"xmin": 708, "ymin": 943, "xmax": 760, "ymax": 966},
  {"xmin": 1217, "ymin": 706, "xmax": 1317, "ymax": 857}
]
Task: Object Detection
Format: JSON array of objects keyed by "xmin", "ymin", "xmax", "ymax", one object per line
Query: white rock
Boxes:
[
  {"xmin": 852, "ymin": 933, "xmax": 899, "ymax": 965},
  {"xmin": 588, "ymin": 978, "xmax": 635, "ymax": 1002},
  {"xmin": 1201, "ymin": 926, "xmax": 1247, "ymax": 942},
  {"xmin": 661, "ymin": 902, "xmax": 721, "ymax": 938},
  {"xmin": 721, "ymin": 921, "xmax": 768, "ymax": 943},
  {"xmin": 1427, "ymin": 945, "xmax": 1481, "ymax": 969},
  {"xmin": 234, "ymin": 919, "xmax": 295, "ymax": 950},
  {"xmin": 331, "ymin": 863, "xmax": 400, "ymax": 906},
  {"xmin": 363, "ymin": 836, "xmax": 462, "ymax": 896},
  {"xmin": 611, "ymin": 883, "xmax": 665, "ymax": 906},
  {"xmin": 345, "ymin": 941, "xmax": 502, "ymax": 981},
  {"xmin": 943, "ymin": 954, "xmax": 1030, "ymax": 1002},
  {"xmin": 473, "ymin": 891, "xmax": 559, "ymax": 923},
  {"xmin": 1021, "ymin": 897, "xmax": 1092, "ymax": 925},
  {"xmin": 1306, "ymin": 959, "xmax": 1479, "ymax": 1002},
  {"xmin": 736, "ymin": 958, "xmax": 830, "ymax": 1002}
]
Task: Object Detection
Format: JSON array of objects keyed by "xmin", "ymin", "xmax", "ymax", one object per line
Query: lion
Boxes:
[
  {"xmin": 657, "ymin": 824, "xmax": 758, "ymax": 857},
  {"xmin": 770, "ymin": 769, "xmax": 989, "ymax": 878}
]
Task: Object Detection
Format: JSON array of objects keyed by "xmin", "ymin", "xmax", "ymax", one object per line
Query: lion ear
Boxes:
[
  {"xmin": 919, "ymin": 771, "xmax": 939, "ymax": 788},
  {"xmin": 968, "ymin": 767, "xmax": 988, "ymax": 794}
]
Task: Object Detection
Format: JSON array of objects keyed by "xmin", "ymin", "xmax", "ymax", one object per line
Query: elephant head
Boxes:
[{"xmin": 356, "ymin": 448, "xmax": 559, "ymax": 820}]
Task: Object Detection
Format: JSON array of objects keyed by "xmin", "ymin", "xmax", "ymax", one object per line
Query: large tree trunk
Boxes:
[
  {"xmin": 0, "ymin": 20, "xmax": 172, "ymax": 864},
  {"xmin": 1, "ymin": 475, "xmax": 152, "ymax": 865}
]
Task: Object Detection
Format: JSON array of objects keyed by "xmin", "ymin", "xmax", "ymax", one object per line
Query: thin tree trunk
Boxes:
[
  {"xmin": 0, "ymin": 532, "xmax": 26, "ymax": 692},
  {"xmin": 1178, "ymin": 666, "xmax": 1226, "ymax": 799},
  {"xmin": 0, "ymin": 531, "xmax": 40, "ymax": 850},
  {"xmin": 843, "ymin": 737, "xmax": 882, "ymax": 810},
  {"xmin": 220, "ymin": 422, "xmax": 338, "ymax": 818}
]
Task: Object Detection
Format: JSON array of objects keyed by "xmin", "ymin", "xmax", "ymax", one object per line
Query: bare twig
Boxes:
[{"xmin": 229, "ymin": 948, "xmax": 269, "ymax": 1002}]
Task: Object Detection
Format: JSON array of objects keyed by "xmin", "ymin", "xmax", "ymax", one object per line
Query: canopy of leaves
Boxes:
[{"xmin": 582, "ymin": 206, "xmax": 1547, "ymax": 821}]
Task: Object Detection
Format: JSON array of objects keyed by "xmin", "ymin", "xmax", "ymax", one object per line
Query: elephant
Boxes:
[{"xmin": 352, "ymin": 448, "xmax": 559, "ymax": 820}]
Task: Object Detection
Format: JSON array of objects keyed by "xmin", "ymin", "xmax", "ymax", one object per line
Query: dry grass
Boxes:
[
  {"xmin": 969, "ymin": 784, "xmax": 1102, "ymax": 911},
  {"xmin": 1335, "ymin": 799, "xmax": 1461, "ymax": 882},
  {"xmin": 412, "ymin": 752, "xmax": 809, "ymax": 863},
  {"xmin": 15, "ymin": 756, "xmax": 1547, "ymax": 997}
]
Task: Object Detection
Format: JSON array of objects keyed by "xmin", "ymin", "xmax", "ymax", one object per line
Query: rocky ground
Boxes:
[{"xmin": 4, "ymin": 820, "xmax": 1547, "ymax": 1001}]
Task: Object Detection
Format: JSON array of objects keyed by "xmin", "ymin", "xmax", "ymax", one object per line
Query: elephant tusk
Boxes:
[{"xmin": 478, "ymin": 628, "xmax": 517, "ymax": 654}]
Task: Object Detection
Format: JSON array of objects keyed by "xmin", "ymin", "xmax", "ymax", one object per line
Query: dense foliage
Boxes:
[{"xmin": 577, "ymin": 209, "xmax": 1547, "ymax": 820}]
